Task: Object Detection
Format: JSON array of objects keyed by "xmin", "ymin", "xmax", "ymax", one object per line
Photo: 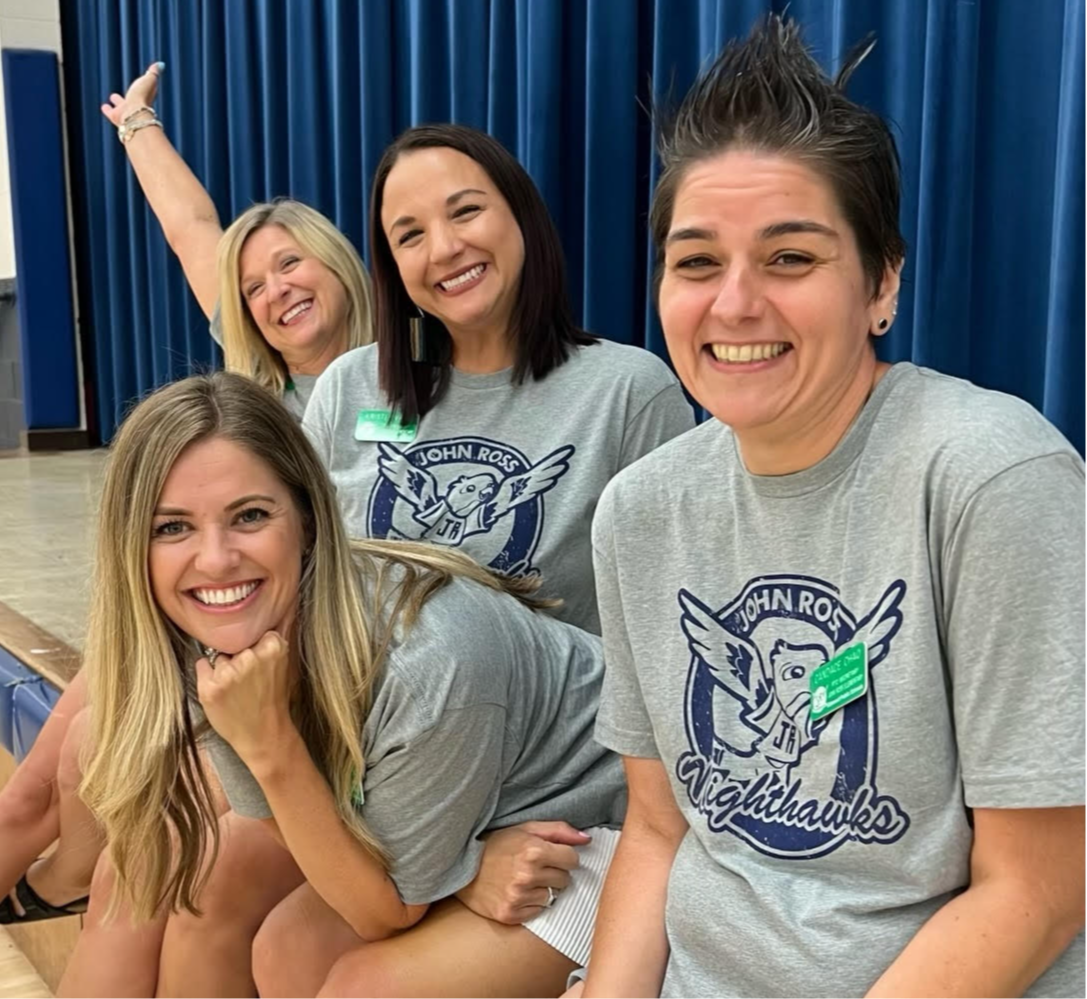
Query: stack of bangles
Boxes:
[{"xmin": 117, "ymin": 104, "xmax": 162, "ymax": 144}]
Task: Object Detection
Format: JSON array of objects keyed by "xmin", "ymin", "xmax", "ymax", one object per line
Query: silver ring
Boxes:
[
  {"xmin": 545, "ymin": 886, "xmax": 556, "ymax": 908},
  {"xmin": 203, "ymin": 646, "xmax": 220, "ymax": 667}
]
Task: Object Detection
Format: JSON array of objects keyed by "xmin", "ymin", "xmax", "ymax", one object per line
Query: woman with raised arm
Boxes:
[{"xmin": 101, "ymin": 62, "xmax": 373, "ymax": 417}]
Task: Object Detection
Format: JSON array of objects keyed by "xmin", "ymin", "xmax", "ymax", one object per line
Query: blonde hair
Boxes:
[
  {"xmin": 80, "ymin": 373, "xmax": 550, "ymax": 921},
  {"xmin": 216, "ymin": 200, "xmax": 373, "ymax": 396}
]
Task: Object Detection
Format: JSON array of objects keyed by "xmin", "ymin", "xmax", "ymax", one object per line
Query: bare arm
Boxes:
[
  {"xmin": 249, "ymin": 728, "xmax": 428, "ymax": 941},
  {"xmin": 867, "ymin": 806, "xmax": 1085, "ymax": 997},
  {"xmin": 196, "ymin": 635, "xmax": 427, "ymax": 942},
  {"xmin": 101, "ymin": 63, "xmax": 222, "ymax": 318},
  {"xmin": 583, "ymin": 757, "xmax": 688, "ymax": 998}
]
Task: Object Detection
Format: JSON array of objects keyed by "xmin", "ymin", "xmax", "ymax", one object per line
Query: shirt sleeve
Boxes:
[
  {"xmin": 591, "ymin": 483, "xmax": 661, "ymax": 758},
  {"xmin": 198, "ymin": 725, "xmax": 272, "ymax": 820},
  {"xmin": 209, "ymin": 299, "xmax": 223, "ymax": 346},
  {"xmin": 619, "ymin": 382, "xmax": 695, "ymax": 471},
  {"xmin": 943, "ymin": 453, "xmax": 1085, "ymax": 808},
  {"xmin": 301, "ymin": 368, "xmax": 336, "ymax": 467},
  {"xmin": 361, "ymin": 671, "xmax": 508, "ymax": 905}
]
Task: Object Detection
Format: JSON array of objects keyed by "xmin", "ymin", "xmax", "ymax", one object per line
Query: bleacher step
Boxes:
[{"xmin": 0, "ymin": 927, "xmax": 51, "ymax": 998}]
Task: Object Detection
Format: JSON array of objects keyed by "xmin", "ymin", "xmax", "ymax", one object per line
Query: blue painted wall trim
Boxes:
[{"xmin": 2, "ymin": 49, "xmax": 80, "ymax": 430}]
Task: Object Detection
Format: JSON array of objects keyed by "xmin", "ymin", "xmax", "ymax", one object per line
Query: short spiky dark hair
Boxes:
[{"xmin": 650, "ymin": 15, "xmax": 906, "ymax": 299}]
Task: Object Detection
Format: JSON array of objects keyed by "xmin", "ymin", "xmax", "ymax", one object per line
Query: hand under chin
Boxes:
[{"xmin": 195, "ymin": 619, "xmax": 294, "ymax": 658}]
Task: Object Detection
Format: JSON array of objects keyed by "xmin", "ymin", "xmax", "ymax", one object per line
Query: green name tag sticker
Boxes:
[
  {"xmin": 809, "ymin": 641, "xmax": 868, "ymax": 722},
  {"xmin": 354, "ymin": 409, "xmax": 418, "ymax": 443}
]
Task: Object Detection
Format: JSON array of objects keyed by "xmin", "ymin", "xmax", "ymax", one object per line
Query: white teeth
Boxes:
[
  {"xmin": 280, "ymin": 300, "xmax": 313, "ymax": 324},
  {"xmin": 193, "ymin": 582, "xmax": 259, "ymax": 606},
  {"xmin": 710, "ymin": 342, "xmax": 788, "ymax": 363},
  {"xmin": 439, "ymin": 264, "xmax": 484, "ymax": 291}
]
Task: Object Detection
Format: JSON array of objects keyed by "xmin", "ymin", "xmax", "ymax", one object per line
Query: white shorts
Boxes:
[{"xmin": 522, "ymin": 825, "xmax": 620, "ymax": 967}]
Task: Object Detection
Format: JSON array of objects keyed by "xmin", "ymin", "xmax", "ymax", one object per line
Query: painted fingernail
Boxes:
[{"xmin": 155, "ymin": 61, "xmax": 166, "ymax": 71}]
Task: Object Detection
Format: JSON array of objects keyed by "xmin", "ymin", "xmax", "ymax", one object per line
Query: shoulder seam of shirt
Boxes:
[
  {"xmin": 397, "ymin": 702, "xmax": 508, "ymax": 760},
  {"xmin": 619, "ymin": 380, "xmax": 687, "ymax": 456},
  {"xmin": 383, "ymin": 647, "xmax": 509, "ymax": 737},
  {"xmin": 950, "ymin": 450, "xmax": 1084, "ymax": 542}
]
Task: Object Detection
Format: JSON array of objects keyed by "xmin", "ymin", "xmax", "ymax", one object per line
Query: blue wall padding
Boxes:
[
  {"xmin": 13, "ymin": 678, "xmax": 61, "ymax": 762},
  {"xmin": 2, "ymin": 49, "xmax": 80, "ymax": 429},
  {"xmin": 0, "ymin": 644, "xmax": 61, "ymax": 760}
]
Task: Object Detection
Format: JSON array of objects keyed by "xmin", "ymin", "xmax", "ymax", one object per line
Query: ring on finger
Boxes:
[{"xmin": 545, "ymin": 885, "xmax": 557, "ymax": 908}]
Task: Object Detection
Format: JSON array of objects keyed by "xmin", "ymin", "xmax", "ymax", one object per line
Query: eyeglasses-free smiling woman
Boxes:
[{"xmin": 64, "ymin": 373, "xmax": 625, "ymax": 997}]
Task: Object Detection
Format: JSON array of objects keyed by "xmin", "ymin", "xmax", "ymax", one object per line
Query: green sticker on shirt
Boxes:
[
  {"xmin": 809, "ymin": 641, "xmax": 868, "ymax": 721},
  {"xmin": 354, "ymin": 409, "xmax": 418, "ymax": 443}
]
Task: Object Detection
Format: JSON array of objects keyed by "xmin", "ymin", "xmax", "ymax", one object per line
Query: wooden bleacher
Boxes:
[{"xmin": 0, "ymin": 927, "xmax": 50, "ymax": 998}]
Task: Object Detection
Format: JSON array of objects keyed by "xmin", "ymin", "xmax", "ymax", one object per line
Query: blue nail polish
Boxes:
[{"xmin": 155, "ymin": 61, "xmax": 166, "ymax": 71}]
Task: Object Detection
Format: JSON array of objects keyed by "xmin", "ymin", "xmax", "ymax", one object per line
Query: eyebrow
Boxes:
[
  {"xmin": 665, "ymin": 219, "xmax": 840, "ymax": 246},
  {"xmin": 389, "ymin": 188, "xmax": 488, "ymax": 231},
  {"xmin": 153, "ymin": 494, "xmax": 277, "ymax": 517},
  {"xmin": 666, "ymin": 226, "xmax": 717, "ymax": 246},
  {"xmin": 759, "ymin": 220, "xmax": 839, "ymax": 240}
]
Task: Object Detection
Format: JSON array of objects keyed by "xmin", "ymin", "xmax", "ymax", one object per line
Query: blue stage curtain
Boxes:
[{"xmin": 59, "ymin": 0, "xmax": 1084, "ymax": 450}]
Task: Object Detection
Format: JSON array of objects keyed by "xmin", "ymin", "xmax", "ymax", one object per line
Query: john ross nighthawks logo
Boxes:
[
  {"xmin": 367, "ymin": 436, "xmax": 574, "ymax": 576},
  {"xmin": 676, "ymin": 574, "xmax": 910, "ymax": 860}
]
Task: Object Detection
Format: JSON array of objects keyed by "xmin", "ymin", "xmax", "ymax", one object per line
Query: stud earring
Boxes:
[{"xmin": 877, "ymin": 318, "xmax": 889, "ymax": 331}]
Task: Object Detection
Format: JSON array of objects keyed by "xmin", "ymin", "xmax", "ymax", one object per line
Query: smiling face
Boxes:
[
  {"xmin": 148, "ymin": 436, "xmax": 306, "ymax": 655},
  {"xmin": 658, "ymin": 149, "xmax": 899, "ymax": 461},
  {"xmin": 380, "ymin": 147, "xmax": 526, "ymax": 340},
  {"xmin": 238, "ymin": 224, "xmax": 350, "ymax": 366}
]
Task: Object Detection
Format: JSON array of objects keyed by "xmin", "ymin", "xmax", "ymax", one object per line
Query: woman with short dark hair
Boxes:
[{"xmin": 584, "ymin": 17, "xmax": 1084, "ymax": 998}]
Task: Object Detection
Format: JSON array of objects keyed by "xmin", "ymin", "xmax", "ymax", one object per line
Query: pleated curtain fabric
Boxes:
[{"xmin": 59, "ymin": 0, "xmax": 1084, "ymax": 450}]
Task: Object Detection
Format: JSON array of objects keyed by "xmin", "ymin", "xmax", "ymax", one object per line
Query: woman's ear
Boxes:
[{"xmin": 870, "ymin": 261, "xmax": 903, "ymax": 335}]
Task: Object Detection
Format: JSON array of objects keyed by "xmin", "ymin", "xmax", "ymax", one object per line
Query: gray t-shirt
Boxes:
[
  {"xmin": 592, "ymin": 363, "xmax": 1085, "ymax": 998},
  {"xmin": 302, "ymin": 340, "xmax": 694, "ymax": 634},
  {"xmin": 203, "ymin": 571, "xmax": 626, "ymax": 905},
  {"xmin": 209, "ymin": 302, "xmax": 313, "ymax": 420}
]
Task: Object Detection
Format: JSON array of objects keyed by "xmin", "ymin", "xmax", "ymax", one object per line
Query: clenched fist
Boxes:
[{"xmin": 196, "ymin": 631, "xmax": 297, "ymax": 766}]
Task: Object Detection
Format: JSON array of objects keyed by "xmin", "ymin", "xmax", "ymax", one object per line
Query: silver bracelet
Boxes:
[
  {"xmin": 118, "ymin": 116, "xmax": 163, "ymax": 144},
  {"xmin": 121, "ymin": 104, "xmax": 156, "ymax": 125}
]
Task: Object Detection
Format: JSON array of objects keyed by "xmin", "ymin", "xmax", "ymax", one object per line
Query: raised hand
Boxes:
[{"xmin": 100, "ymin": 61, "xmax": 163, "ymax": 127}]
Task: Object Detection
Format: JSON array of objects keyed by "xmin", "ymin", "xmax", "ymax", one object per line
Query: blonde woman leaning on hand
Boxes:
[
  {"xmin": 59, "ymin": 373, "xmax": 624, "ymax": 998},
  {"xmin": 0, "ymin": 57, "xmax": 373, "ymax": 942}
]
